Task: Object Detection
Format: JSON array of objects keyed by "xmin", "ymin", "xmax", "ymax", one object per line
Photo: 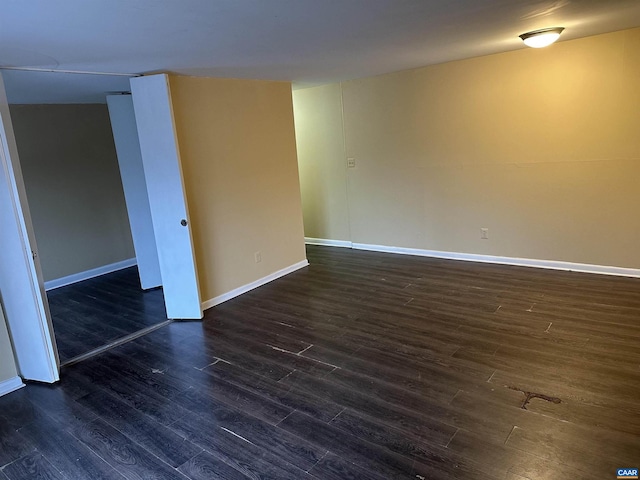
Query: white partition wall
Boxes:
[
  {"xmin": 107, "ymin": 94, "xmax": 162, "ymax": 290},
  {"xmin": 0, "ymin": 72, "xmax": 58, "ymax": 382},
  {"xmin": 130, "ymin": 74, "xmax": 202, "ymax": 319}
]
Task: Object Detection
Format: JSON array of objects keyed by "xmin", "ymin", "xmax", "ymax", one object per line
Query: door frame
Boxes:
[{"xmin": 0, "ymin": 72, "xmax": 59, "ymax": 383}]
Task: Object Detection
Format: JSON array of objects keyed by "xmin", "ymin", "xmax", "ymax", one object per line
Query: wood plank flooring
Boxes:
[
  {"xmin": 47, "ymin": 266, "xmax": 168, "ymax": 363},
  {"xmin": 2, "ymin": 245, "xmax": 639, "ymax": 479}
]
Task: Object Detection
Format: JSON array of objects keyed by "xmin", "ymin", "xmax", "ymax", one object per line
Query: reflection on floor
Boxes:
[{"xmin": 46, "ymin": 266, "xmax": 167, "ymax": 363}]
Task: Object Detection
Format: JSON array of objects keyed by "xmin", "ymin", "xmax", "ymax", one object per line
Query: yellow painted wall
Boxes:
[
  {"xmin": 169, "ymin": 75, "xmax": 307, "ymax": 302},
  {"xmin": 293, "ymin": 84, "xmax": 350, "ymax": 241},
  {"xmin": 293, "ymin": 27, "xmax": 640, "ymax": 269}
]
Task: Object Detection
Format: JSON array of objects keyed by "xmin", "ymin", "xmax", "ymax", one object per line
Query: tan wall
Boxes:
[
  {"xmin": 169, "ymin": 75, "xmax": 307, "ymax": 301},
  {"xmin": 293, "ymin": 27, "xmax": 640, "ymax": 269},
  {"xmin": 293, "ymin": 84, "xmax": 350, "ymax": 241},
  {"xmin": 10, "ymin": 104, "xmax": 135, "ymax": 281},
  {"xmin": 0, "ymin": 302, "xmax": 18, "ymax": 383}
]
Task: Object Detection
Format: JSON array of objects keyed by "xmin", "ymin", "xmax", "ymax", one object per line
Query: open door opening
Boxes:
[{"xmin": 0, "ymin": 72, "xmax": 202, "ymax": 381}]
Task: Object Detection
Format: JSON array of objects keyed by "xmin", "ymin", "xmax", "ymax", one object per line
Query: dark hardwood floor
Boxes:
[
  {"xmin": 47, "ymin": 266, "xmax": 168, "ymax": 363},
  {"xmin": 2, "ymin": 245, "xmax": 639, "ymax": 479}
]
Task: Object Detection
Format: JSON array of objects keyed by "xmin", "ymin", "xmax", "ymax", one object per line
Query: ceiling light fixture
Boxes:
[{"xmin": 519, "ymin": 27, "xmax": 565, "ymax": 48}]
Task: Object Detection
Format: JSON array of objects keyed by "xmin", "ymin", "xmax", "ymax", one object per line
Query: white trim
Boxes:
[
  {"xmin": 44, "ymin": 258, "xmax": 137, "ymax": 291},
  {"xmin": 201, "ymin": 260, "xmax": 309, "ymax": 310},
  {"xmin": 305, "ymin": 238, "xmax": 640, "ymax": 278},
  {"xmin": 350, "ymin": 242, "xmax": 640, "ymax": 278},
  {"xmin": 0, "ymin": 66, "xmax": 139, "ymax": 77},
  {"xmin": 305, "ymin": 237, "xmax": 353, "ymax": 248},
  {"xmin": 0, "ymin": 376, "xmax": 25, "ymax": 397}
]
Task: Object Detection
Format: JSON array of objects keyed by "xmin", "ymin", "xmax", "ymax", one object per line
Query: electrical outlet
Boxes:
[
  {"xmin": 254, "ymin": 251, "xmax": 262, "ymax": 263},
  {"xmin": 347, "ymin": 157, "xmax": 356, "ymax": 168},
  {"xmin": 480, "ymin": 228, "xmax": 489, "ymax": 240}
]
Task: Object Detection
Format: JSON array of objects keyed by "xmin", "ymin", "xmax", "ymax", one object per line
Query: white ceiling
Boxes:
[{"xmin": 2, "ymin": 0, "xmax": 640, "ymax": 103}]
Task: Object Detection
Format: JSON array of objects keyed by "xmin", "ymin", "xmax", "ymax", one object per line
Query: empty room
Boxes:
[{"xmin": 1, "ymin": 2, "xmax": 639, "ymax": 480}]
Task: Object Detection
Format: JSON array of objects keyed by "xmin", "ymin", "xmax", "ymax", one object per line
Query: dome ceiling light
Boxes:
[{"xmin": 519, "ymin": 27, "xmax": 565, "ymax": 48}]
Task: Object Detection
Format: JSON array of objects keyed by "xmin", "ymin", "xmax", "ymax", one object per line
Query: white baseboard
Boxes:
[
  {"xmin": 305, "ymin": 237, "xmax": 640, "ymax": 278},
  {"xmin": 0, "ymin": 376, "xmax": 25, "ymax": 397},
  {"xmin": 45, "ymin": 258, "xmax": 137, "ymax": 291},
  {"xmin": 201, "ymin": 259, "xmax": 310, "ymax": 310},
  {"xmin": 305, "ymin": 237, "xmax": 353, "ymax": 248}
]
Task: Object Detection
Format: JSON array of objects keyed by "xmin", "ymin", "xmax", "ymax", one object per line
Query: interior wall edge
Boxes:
[{"xmin": 201, "ymin": 259, "xmax": 309, "ymax": 311}]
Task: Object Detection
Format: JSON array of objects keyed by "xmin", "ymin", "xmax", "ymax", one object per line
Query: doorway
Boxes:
[
  {"xmin": 3, "ymin": 71, "xmax": 169, "ymax": 364},
  {"xmin": 0, "ymin": 70, "xmax": 202, "ymax": 379}
]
